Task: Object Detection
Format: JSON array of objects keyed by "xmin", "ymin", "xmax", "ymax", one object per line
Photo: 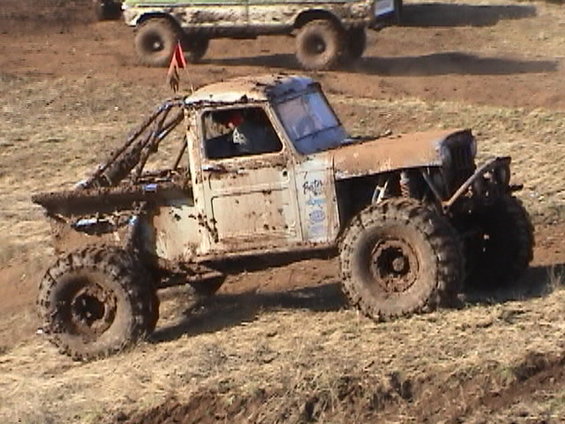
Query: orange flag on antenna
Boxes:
[{"xmin": 166, "ymin": 42, "xmax": 187, "ymax": 93}]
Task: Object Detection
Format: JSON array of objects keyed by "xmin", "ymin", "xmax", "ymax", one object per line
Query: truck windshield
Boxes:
[{"xmin": 275, "ymin": 91, "xmax": 348, "ymax": 154}]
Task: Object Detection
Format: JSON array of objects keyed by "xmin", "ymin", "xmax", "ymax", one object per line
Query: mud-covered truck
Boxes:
[
  {"xmin": 121, "ymin": 0, "xmax": 402, "ymax": 70},
  {"xmin": 33, "ymin": 75, "xmax": 533, "ymax": 360}
]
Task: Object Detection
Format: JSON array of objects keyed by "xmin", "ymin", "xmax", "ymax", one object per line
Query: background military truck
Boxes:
[
  {"xmin": 32, "ymin": 74, "xmax": 533, "ymax": 360},
  {"xmin": 121, "ymin": 0, "xmax": 402, "ymax": 70}
]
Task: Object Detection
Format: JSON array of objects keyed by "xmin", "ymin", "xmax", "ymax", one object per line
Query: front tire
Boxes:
[
  {"xmin": 37, "ymin": 246, "xmax": 157, "ymax": 360},
  {"xmin": 295, "ymin": 20, "xmax": 344, "ymax": 70},
  {"xmin": 465, "ymin": 195, "xmax": 534, "ymax": 287},
  {"xmin": 135, "ymin": 19, "xmax": 182, "ymax": 67},
  {"xmin": 340, "ymin": 198, "xmax": 463, "ymax": 321}
]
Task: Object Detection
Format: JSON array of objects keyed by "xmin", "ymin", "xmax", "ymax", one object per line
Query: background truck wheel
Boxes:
[
  {"xmin": 182, "ymin": 36, "xmax": 209, "ymax": 63},
  {"xmin": 135, "ymin": 19, "xmax": 182, "ymax": 67},
  {"xmin": 342, "ymin": 27, "xmax": 367, "ymax": 63},
  {"xmin": 466, "ymin": 195, "xmax": 534, "ymax": 288},
  {"xmin": 295, "ymin": 20, "xmax": 344, "ymax": 70},
  {"xmin": 93, "ymin": 1, "xmax": 121, "ymax": 21},
  {"xmin": 37, "ymin": 246, "xmax": 157, "ymax": 361},
  {"xmin": 340, "ymin": 198, "xmax": 463, "ymax": 321}
]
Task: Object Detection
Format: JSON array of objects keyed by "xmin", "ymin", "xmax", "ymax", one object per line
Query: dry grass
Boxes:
[{"xmin": 547, "ymin": 264, "xmax": 565, "ymax": 291}]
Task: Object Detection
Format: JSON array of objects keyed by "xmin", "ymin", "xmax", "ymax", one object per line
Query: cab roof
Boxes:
[{"xmin": 184, "ymin": 74, "xmax": 317, "ymax": 106}]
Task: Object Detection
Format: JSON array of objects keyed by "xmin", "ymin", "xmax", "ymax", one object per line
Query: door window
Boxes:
[{"xmin": 202, "ymin": 107, "xmax": 282, "ymax": 160}]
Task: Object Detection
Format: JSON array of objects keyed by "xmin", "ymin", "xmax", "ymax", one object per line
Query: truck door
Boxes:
[{"xmin": 198, "ymin": 105, "xmax": 301, "ymax": 253}]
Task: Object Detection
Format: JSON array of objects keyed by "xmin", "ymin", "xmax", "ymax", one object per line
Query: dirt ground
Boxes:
[{"xmin": 0, "ymin": 0, "xmax": 564, "ymax": 423}]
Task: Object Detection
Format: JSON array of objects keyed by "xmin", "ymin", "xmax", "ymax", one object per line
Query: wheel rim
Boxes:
[
  {"xmin": 68, "ymin": 280, "xmax": 117, "ymax": 338},
  {"xmin": 370, "ymin": 238, "xmax": 419, "ymax": 293},
  {"xmin": 305, "ymin": 34, "xmax": 327, "ymax": 56}
]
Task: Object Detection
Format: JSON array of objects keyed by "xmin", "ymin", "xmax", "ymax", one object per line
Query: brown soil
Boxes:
[
  {"xmin": 1, "ymin": 1, "xmax": 564, "ymax": 110},
  {"xmin": 0, "ymin": 1, "xmax": 564, "ymax": 423}
]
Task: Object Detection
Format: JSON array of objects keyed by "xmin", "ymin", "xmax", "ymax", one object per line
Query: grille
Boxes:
[{"xmin": 444, "ymin": 131, "xmax": 476, "ymax": 191}]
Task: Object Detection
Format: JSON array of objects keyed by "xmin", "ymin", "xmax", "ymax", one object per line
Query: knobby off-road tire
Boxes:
[
  {"xmin": 467, "ymin": 194, "xmax": 534, "ymax": 287},
  {"xmin": 135, "ymin": 19, "xmax": 182, "ymax": 67},
  {"xmin": 340, "ymin": 198, "xmax": 463, "ymax": 321},
  {"xmin": 37, "ymin": 246, "xmax": 158, "ymax": 361},
  {"xmin": 296, "ymin": 20, "xmax": 344, "ymax": 70},
  {"xmin": 342, "ymin": 27, "xmax": 367, "ymax": 64},
  {"xmin": 182, "ymin": 36, "xmax": 209, "ymax": 63}
]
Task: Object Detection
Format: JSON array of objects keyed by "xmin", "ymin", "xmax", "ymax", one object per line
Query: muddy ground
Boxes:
[{"xmin": 0, "ymin": 0, "xmax": 564, "ymax": 423}]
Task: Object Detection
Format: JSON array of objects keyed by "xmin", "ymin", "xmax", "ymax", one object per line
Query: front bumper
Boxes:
[{"xmin": 442, "ymin": 156, "xmax": 515, "ymax": 212}]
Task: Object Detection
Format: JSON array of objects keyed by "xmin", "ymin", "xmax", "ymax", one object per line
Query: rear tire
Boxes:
[
  {"xmin": 135, "ymin": 19, "xmax": 182, "ymax": 67},
  {"xmin": 295, "ymin": 19, "xmax": 344, "ymax": 70},
  {"xmin": 37, "ymin": 246, "xmax": 157, "ymax": 360},
  {"xmin": 340, "ymin": 198, "xmax": 463, "ymax": 321}
]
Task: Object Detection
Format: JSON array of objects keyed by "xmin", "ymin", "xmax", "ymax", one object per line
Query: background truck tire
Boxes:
[
  {"xmin": 340, "ymin": 198, "xmax": 463, "ymax": 321},
  {"xmin": 37, "ymin": 246, "xmax": 157, "ymax": 360},
  {"xmin": 465, "ymin": 195, "xmax": 534, "ymax": 288},
  {"xmin": 135, "ymin": 19, "xmax": 182, "ymax": 67},
  {"xmin": 182, "ymin": 36, "xmax": 210, "ymax": 63},
  {"xmin": 295, "ymin": 20, "xmax": 344, "ymax": 70}
]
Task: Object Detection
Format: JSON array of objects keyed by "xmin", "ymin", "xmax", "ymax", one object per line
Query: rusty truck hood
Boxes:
[{"xmin": 315, "ymin": 129, "xmax": 458, "ymax": 179}]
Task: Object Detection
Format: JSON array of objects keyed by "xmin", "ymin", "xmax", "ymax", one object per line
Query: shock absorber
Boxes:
[
  {"xmin": 400, "ymin": 170, "xmax": 420, "ymax": 199},
  {"xmin": 400, "ymin": 171, "xmax": 411, "ymax": 198}
]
